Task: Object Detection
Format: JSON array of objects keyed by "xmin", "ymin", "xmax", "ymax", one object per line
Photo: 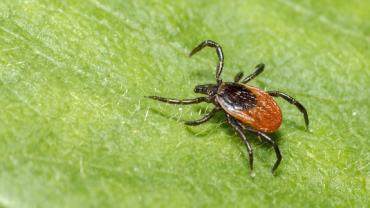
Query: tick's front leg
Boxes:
[{"xmin": 146, "ymin": 96, "xmax": 210, "ymax": 105}]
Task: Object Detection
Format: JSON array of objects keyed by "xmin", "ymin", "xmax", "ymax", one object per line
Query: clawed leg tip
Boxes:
[
  {"xmin": 189, "ymin": 50, "xmax": 197, "ymax": 57},
  {"xmin": 250, "ymin": 171, "xmax": 256, "ymax": 178},
  {"xmin": 271, "ymin": 162, "xmax": 280, "ymax": 176},
  {"xmin": 271, "ymin": 170, "xmax": 277, "ymax": 176}
]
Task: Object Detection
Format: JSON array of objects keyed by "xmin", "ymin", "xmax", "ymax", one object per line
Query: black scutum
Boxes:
[{"xmin": 218, "ymin": 83, "xmax": 257, "ymax": 110}]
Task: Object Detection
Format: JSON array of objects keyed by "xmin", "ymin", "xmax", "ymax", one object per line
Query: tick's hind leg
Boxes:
[
  {"xmin": 189, "ymin": 40, "xmax": 224, "ymax": 83},
  {"xmin": 241, "ymin": 63, "xmax": 265, "ymax": 83},
  {"xmin": 226, "ymin": 114, "xmax": 254, "ymax": 176},
  {"xmin": 245, "ymin": 126, "xmax": 282, "ymax": 175},
  {"xmin": 185, "ymin": 107, "xmax": 220, "ymax": 126},
  {"xmin": 267, "ymin": 91, "xmax": 309, "ymax": 129},
  {"xmin": 146, "ymin": 96, "xmax": 210, "ymax": 105}
]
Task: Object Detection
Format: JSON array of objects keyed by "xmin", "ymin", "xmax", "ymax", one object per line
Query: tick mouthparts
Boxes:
[
  {"xmin": 193, "ymin": 84, "xmax": 208, "ymax": 93},
  {"xmin": 193, "ymin": 84, "xmax": 218, "ymax": 96}
]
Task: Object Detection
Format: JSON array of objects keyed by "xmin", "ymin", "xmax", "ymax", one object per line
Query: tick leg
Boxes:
[
  {"xmin": 234, "ymin": 72, "xmax": 244, "ymax": 82},
  {"xmin": 189, "ymin": 40, "xmax": 224, "ymax": 83},
  {"xmin": 241, "ymin": 63, "xmax": 265, "ymax": 83},
  {"xmin": 245, "ymin": 126, "xmax": 282, "ymax": 174},
  {"xmin": 267, "ymin": 91, "xmax": 309, "ymax": 129},
  {"xmin": 185, "ymin": 107, "xmax": 220, "ymax": 126},
  {"xmin": 226, "ymin": 114, "xmax": 254, "ymax": 174},
  {"xmin": 146, "ymin": 96, "xmax": 209, "ymax": 105}
]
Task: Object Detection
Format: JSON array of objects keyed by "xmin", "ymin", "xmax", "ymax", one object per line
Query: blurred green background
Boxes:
[{"xmin": 0, "ymin": 0, "xmax": 369, "ymax": 207}]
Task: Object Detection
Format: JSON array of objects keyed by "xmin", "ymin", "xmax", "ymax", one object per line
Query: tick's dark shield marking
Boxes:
[
  {"xmin": 147, "ymin": 40, "xmax": 309, "ymax": 175},
  {"xmin": 217, "ymin": 83, "xmax": 257, "ymax": 110}
]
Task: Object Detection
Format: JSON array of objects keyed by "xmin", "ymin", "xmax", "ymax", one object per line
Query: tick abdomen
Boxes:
[{"xmin": 217, "ymin": 83, "xmax": 282, "ymax": 133}]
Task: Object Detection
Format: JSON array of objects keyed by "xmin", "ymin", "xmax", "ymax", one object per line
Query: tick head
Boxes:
[{"xmin": 194, "ymin": 84, "xmax": 218, "ymax": 96}]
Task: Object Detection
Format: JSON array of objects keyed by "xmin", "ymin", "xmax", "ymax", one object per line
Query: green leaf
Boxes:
[{"xmin": 0, "ymin": 0, "xmax": 369, "ymax": 207}]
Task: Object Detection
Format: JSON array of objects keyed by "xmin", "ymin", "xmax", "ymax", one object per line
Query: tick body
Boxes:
[
  {"xmin": 147, "ymin": 40, "xmax": 309, "ymax": 175},
  {"xmin": 217, "ymin": 83, "xmax": 283, "ymax": 133}
]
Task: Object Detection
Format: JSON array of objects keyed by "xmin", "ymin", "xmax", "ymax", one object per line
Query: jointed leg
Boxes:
[
  {"xmin": 189, "ymin": 40, "xmax": 224, "ymax": 83},
  {"xmin": 234, "ymin": 72, "xmax": 244, "ymax": 82},
  {"xmin": 146, "ymin": 96, "xmax": 210, "ymax": 105},
  {"xmin": 245, "ymin": 126, "xmax": 282, "ymax": 174},
  {"xmin": 241, "ymin": 63, "xmax": 265, "ymax": 83},
  {"xmin": 267, "ymin": 91, "xmax": 309, "ymax": 129},
  {"xmin": 226, "ymin": 114, "xmax": 254, "ymax": 174},
  {"xmin": 185, "ymin": 107, "xmax": 220, "ymax": 126}
]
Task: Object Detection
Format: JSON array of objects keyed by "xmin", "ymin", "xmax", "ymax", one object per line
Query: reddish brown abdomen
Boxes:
[{"xmin": 217, "ymin": 83, "xmax": 282, "ymax": 133}]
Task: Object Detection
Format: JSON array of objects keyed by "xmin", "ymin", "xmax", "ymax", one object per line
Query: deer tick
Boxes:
[{"xmin": 147, "ymin": 40, "xmax": 309, "ymax": 175}]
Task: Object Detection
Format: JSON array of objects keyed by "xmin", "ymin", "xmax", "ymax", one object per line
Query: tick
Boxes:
[{"xmin": 147, "ymin": 40, "xmax": 309, "ymax": 175}]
